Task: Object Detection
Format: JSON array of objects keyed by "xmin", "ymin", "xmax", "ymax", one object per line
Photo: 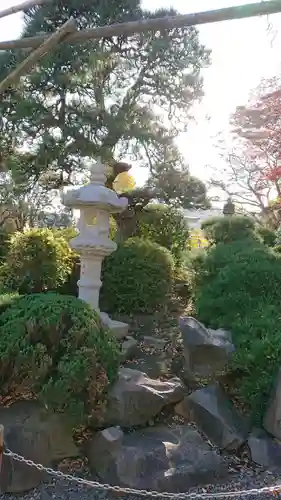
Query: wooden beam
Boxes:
[
  {"xmin": 0, "ymin": 0, "xmax": 53, "ymax": 20},
  {"xmin": 0, "ymin": 0, "xmax": 280, "ymax": 51},
  {"xmin": 0, "ymin": 17, "xmax": 76, "ymax": 94}
]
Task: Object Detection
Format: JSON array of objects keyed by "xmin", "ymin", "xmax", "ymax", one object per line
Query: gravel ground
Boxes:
[{"xmin": 1, "ymin": 459, "xmax": 281, "ymax": 500}]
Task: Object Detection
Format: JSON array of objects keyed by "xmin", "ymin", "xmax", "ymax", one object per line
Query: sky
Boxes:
[{"xmin": 1, "ymin": 0, "xmax": 281, "ymax": 188}]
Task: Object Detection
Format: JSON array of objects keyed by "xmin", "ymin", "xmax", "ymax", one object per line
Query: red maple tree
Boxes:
[{"xmin": 231, "ymin": 76, "xmax": 281, "ymax": 221}]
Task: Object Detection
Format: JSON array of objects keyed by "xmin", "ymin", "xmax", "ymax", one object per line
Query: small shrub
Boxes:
[
  {"xmin": 201, "ymin": 215, "xmax": 257, "ymax": 245},
  {"xmin": 100, "ymin": 237, "xmax": 174, "ymax": 314},
  {"xmin": 5, "ymin": 228, "xmax": 74, "ymax": 293},
  {"xmin": 0, "ymin": 293, "xmax": 120, "ymax": 424},
  {"xmin": 135, "ymin": 204, "xmax": 189, "ymax": 264}
]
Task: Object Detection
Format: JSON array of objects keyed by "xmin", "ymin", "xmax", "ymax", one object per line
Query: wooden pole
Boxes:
[
  {"xmin": 0, "ymin": 0, "xmax": 53, "ymax": 20},
  {"xmin": 0, "ymin": 0, "xmax": 280, "ymax": 51},
  {"xmin": 0, "ymin": 17, "xmax": 76, "ymax": 94}
]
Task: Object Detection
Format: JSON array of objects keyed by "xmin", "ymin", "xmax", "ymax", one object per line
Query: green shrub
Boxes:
[
  {"xmin": 201, "ymin": 215, "xmax": 257, "ymax": 245},
  {"xmin": 5, "ymin": 228, "xmax": 74, "ymax": 293},
  {"xmin": 172, "ymin": 266, "xmax": 193, "ymax": 304},
  {"xmin": 0, "ymin": 293, "xmax": 119, "ymax": 424},
  {"xmin": 0, "ymin": 292, "xmax": 19, "ymax": 315},
  {"xmin": 256, "ymin": 226, "xmax": 276, "ymax": 247},
  {"xmin": 228, "ymin": 304, "xmax": 281, "ymax": 419},
  {"xmin": 57, "ymin": 255, "xmax": 79, "ymax": 296},
  {"xmin": 194, "ymin": 235, "xmax": 281, "ymax": 422},
  {"xmin": 100, "ymin": 237, "xmax": 174, "ymax": 314},
  {"xmin": 0, "ymin": 229, "xmax": 11, "ymax": 263},
  {"xmin": 135, "ymin": 204, "xmax": 189, "ymax": 265}
]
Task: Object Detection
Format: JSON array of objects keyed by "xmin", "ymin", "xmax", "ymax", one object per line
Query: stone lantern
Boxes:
[{"xmin": 62, "ymin": 158, "xmax": 129, "ymax": 338}]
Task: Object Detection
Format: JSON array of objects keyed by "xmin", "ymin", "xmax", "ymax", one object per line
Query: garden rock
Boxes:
[
  {"xmin": 120, "ymin": 336, "xmax": 138, "ymax": 362},
  {"xmin": 248, "ymin": 428, "xmax": 281, "ymax": 467},
  {"xmin": 102, "ymin": 367, "xmax": 184, "ymax": 427},
  {"xmin": 176, "ymin": 384, "xmax": 248, "ymax": 451},
  {"xmin": 0, "ymin": 400, "xmax": 79, "ymax": 462},
  {"xmin": 86, "ymin": 425, "xmax": 229, "ymax": 492},
  {"xmin": 125, "ymin": 352, "xmax": 170, "ymax": 379},
  {"xmin": 1, "ymin": 423, "xmax": 51, "ymax": 493},
  {"xmin": 264, "ymin": 367, "xmax": 281, "ymax": 440},
  {"xmin": 0, "ymin": 400, "xmax": 79, "ymax": 492},
  {"xmin": 179, "ymin": 316, "xmax": 235, "ymax": 377}
]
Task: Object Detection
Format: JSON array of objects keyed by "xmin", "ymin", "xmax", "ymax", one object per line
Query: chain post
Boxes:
[{"xmin": 0, "ymin": 425, "xmax": 4, "ymax": 474}]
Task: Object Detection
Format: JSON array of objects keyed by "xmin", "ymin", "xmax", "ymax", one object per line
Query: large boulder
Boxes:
[
  {"xmin": 179, "ymin": 317, "xmax": 235, "ymax": 377},
  {"xmin": 86, "ymin": 425, "xmax": 229, "ymax": 492},
  {"xmin": 175, "ymin": 384, "xmax": 248, "ymax": 451},
  {"xmin": 248, "ymin": 428, "xmax": 281, "ymax": 467},
  {"xmin": 102, "ymin": 367, "xmax": 183, "ymax": 427},
  {"xmin": 264, "ymin": 367, "xmax": 281, "ymax": 439},
  {"xmin": 0, "ymin": 400, "xmax": 79, "ymax": 493}
]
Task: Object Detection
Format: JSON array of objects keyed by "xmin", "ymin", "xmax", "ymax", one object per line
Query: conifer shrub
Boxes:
[
  {"xmin": 0, "ymin": 293, "xmax": 120, "ymax": 424},
  {"xmin": 100, "ymin": 237, "xmax": 174, "ymax": 314}
]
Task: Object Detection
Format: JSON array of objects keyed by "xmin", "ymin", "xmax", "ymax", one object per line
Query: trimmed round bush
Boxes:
[
  {"xmin": 201, "ymin": 215, "xmax": 257, "ymax": 245},
  {"xmin": 5, "ymin": 228, "xmax": 74, "ymax": 293},
  {"xmin": 100, "ymin": 237, "xmax": 174, "ymax": 314},
  {"xmin": 0, "ymin": 293, "xmax": 120, "ymax": 424},
  {"xmin": 135, "ymin": 204, "xmax": 189, "ymax": 265}
]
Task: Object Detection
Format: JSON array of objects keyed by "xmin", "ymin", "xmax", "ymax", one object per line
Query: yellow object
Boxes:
[
  {"xmin": 113, "ymin": 172, "xmax": 136, "ymax": 193},
  {"xmin": 189, "ymin": 229, "xmax": 208, "ymax": 248}
]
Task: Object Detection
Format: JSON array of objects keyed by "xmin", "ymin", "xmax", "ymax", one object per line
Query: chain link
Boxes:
[{"xmin": 3, "ymin": 448, "xmax": 281, "ymax": 499}]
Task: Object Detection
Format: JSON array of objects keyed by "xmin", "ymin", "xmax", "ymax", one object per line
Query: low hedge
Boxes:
[{"xmin": 194, "ymin": 234, "xmax": 281, "ymax": 421}]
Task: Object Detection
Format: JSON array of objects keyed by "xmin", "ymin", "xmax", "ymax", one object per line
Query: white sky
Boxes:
[{"xmin": 1, "ymin": 0, "xmax": 281, "ymax": 188}]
